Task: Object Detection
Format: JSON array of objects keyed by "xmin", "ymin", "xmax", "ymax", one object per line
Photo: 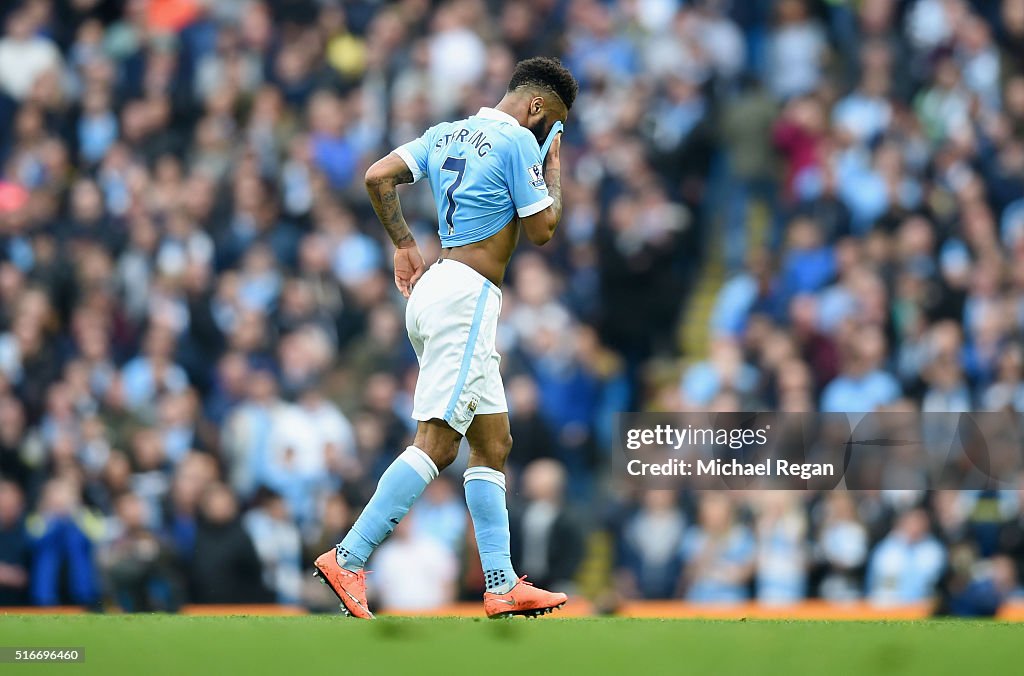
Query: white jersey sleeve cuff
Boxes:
[
  {"xmin": 394, "ymin": 146, "xmax": 425, "ymax": 183},
  {"xmin": 516, "ymin": 195, "xmax": 554, "ymax": 218}
]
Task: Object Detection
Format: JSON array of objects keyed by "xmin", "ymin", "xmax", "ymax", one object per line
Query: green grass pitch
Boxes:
[{"xmin": 1, "ymin": 615, "xmax": 1022, "ymax": 675}]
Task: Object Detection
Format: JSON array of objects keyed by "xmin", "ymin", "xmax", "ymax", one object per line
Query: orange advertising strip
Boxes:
[
  {"xmin": 3, "ymin": 600, "xmax": 1024, "ymax": 620},
  {"xmin": 181, "ymin": 604, "xmax": 309, "ymax": 616},
  {"xmin": 378, "ymin": 600, "xmax": 594, "ymax": 618},
  {"xmin": 615, "ymin": 600, "xmax": 934, "ymax": 620}
]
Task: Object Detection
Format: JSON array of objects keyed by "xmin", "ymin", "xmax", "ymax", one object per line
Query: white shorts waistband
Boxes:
[{"xmin": 428, "ymin": 259, "xmax": 502, "ymax": 298}]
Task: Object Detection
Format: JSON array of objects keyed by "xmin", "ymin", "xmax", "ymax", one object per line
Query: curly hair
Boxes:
[{"xmin": 507, "ymin": 57, "xmax": 579, "ymax": 111}]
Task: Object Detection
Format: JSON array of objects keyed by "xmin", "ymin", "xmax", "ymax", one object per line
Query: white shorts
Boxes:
[{"xmin": 406, "ymin": 259, "xmax": 507, "ymax": 435}]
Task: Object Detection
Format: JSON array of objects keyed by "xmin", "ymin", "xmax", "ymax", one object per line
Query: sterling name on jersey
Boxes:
[{"xmin": 394, "ymin": 107, "xmax": 553, "ymax": 247}]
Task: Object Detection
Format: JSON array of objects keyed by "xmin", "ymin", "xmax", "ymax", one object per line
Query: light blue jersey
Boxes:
[{"xmin": 395, "ymin": 107, "xmax": 553, "ymax": 247}]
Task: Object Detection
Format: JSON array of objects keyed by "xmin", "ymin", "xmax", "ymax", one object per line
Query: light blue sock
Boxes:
[
  {"xmin": 337, "ymin": 446, "xmax": 438, "ymax": 572},
  {"xmin": 464, "ymin": 466, "xmax": 518, "ymax": 594}
]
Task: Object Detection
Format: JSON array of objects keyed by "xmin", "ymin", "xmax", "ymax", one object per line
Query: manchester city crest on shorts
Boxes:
[
  {"xmin": 467, "ymin": 399, "xmax": 478, "ymax": 413},
  {"xmin": 528, "ymin": 163, "xmax": 545, "ymax": 189}
]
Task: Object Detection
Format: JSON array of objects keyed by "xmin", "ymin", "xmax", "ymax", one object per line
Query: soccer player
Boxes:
[{"xmin": 313, "ymin": 57, "xmax": 577, "ymax": 619}]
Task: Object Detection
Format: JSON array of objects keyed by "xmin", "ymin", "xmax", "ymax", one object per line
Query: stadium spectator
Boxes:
[
  {"xmin": 510, "ymin": 459, "xmax": 585, "ymax": 594},
  {"xmin": 681, "ymin": 339, "xmax": 759, "ymax": 407},
  {"xmin": 813, "ymin": 492, "xmax": 868, "ymax": 601},
  {"xmin": 371, "ymin": 514, "xmax": 458, "ymax": 612},
  {"xmin": 820, "ymin": 326, "xmax": 902, "ymax": 413},
  {"xmin": 680, "ymin": 493, "xmax": 755, "ymax": 604},
  {"xmin": 867, "ymin": 508, "xmax": 946, "ymax": 605},
  {"xmin": 766, "ymin": 0, "xmax": 826, "ymax": 99},
  {"xmin": 100, "ymin": 491, "xmax": 182, "ymax": 612},
  {"xmin": 27, "ymin": 477, "xmax": 100, "ymax": 607},
  {"xmin": 189, "ymin": 482, "xmax": 270, "ymax": 604},
  {"xmin": 119, "ymin": 326, "xmax": 189, "ymax": 414},
  {"xmin": 0, "ymin": 396, "xmax": 32, "ymax": 489},
  {"xmin": 617, "ymin": 490, "xmax": 686, "ymax": 600},
  {"xmin": 243, "ymin": 487, "xmax": 302, "ymax": 606},
  {"xmin": 0, "ymin": 479, "xmax": 29, "ymax": 605},
  {"xmin": 164, "ymin": 452, "xmax": 215, "ymax": 564},
  {"xmin": 0, "ymin": 7, "xmax": 62, "ymax": 101},
  {"xmin": 941, "ymin": 553, "xmax": 1018, "ymax": 617},
  {"xmin": 753, "ymin": 492, "xmax": 808, "ymax": 604},
  {"xmin": 504, "ymin": 375, "xmax": 556, "ymax": 472},
  {"xmin": 221, "ymin": 368, "xmax": 279, "ymax": 499},
  {"xmin": 997, "ymin": 474, "xmax": 1024, "ymax": 582},
  {"xmin": 407, "ymin": 477, "xmax": 467, "ymax": 559}
]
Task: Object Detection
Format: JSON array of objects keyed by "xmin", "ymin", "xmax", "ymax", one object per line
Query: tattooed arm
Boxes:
[
  {"xmin": 365, "ymin": 153, "xmax": 417, "ymax": 247},
  {"xmin": 364, "ymin": 153, "xmax": 425, "ymax": 298}
]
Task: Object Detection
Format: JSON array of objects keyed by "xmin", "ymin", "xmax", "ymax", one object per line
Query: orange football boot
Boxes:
[
  {"xmin": 483, "ymin": 575, "xmax": 568, "ymax": 618},
  {"xmin": 313, "ymin": 549, "xmax": 374, "ymax": 619}
]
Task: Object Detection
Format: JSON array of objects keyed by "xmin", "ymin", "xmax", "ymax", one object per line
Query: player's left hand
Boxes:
[{"xmin": 394, "ymin": 244, "xmax": 426, "ymax": 298}]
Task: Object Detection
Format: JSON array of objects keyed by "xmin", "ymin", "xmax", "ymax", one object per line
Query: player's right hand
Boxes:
[
  {"xmin": 546, "ymin": 130, "xmax": 561, "ymax": 167},
  {"xmin": 394, "ymin": 244, "xmax": 426, "ymax": 298}
]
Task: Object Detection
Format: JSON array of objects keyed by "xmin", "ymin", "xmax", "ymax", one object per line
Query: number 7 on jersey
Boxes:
[{"xmin": 441, "ymin": 156, "xmax": 466, "ymax": 236}]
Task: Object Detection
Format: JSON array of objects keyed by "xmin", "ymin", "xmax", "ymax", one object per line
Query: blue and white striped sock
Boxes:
[
  {"xmin": 464, "ymin": 466, "xmax": 517, "ymax": 594},
  {"xmin": 336, "ymin": 446, "xmax": 438, "ymax": 572}
]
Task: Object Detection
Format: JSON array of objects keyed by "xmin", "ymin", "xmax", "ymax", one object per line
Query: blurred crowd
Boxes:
[{"xmin": 1, "ymin": 0, "xmax": 1024, "ymax": 614}]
